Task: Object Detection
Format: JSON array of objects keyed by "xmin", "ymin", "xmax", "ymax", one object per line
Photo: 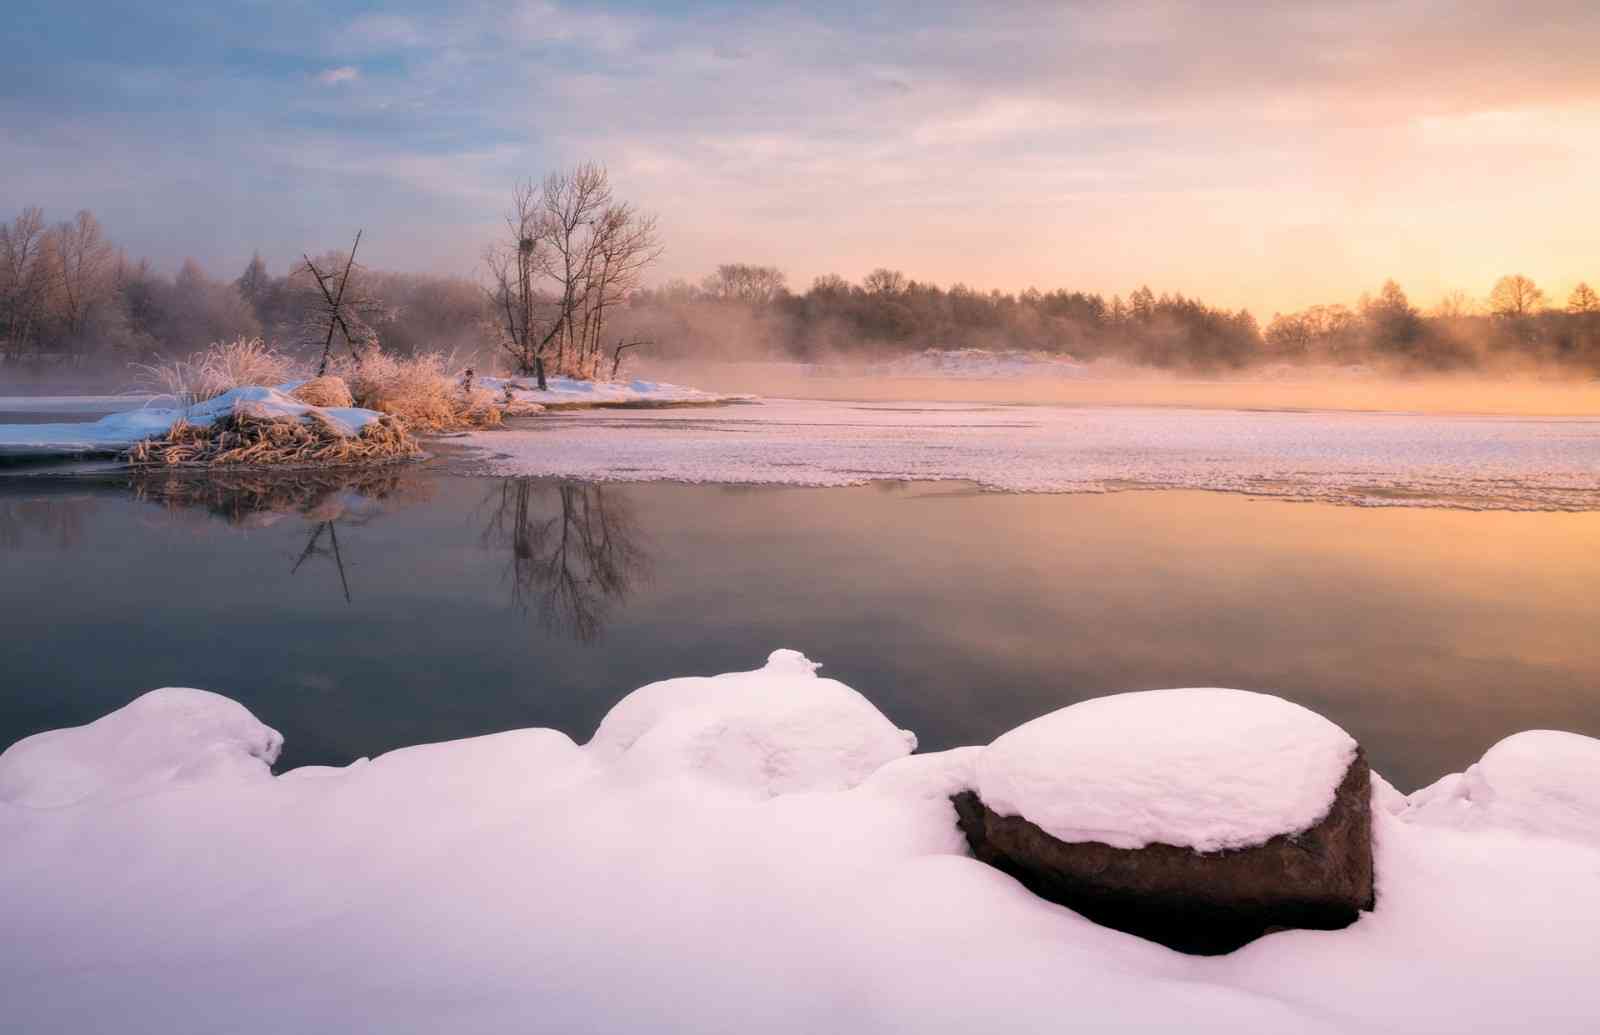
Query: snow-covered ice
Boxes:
[
  {"xmin": 976, "ymin": 688, "xmax": 1358, "ymax": 851},
  {"xmin": 0, "ymin": 394, "xmax": 155, "ymax": 415},
  {"xmin": 880, "ymin": 347, "xmax": 1093, "ymax": 379},
  {"xmin": 3, "ymin": 651, "xmax": 1599, "ymax": 1034},
  {"xmin": 0, "ymin": 386, "xmax": 386, "ymax": 457},
  {"xmin": 480, "ymin": 374, "xmax": 755, "ymax": 408},
  {"xmin": 458, "ymin": 398, "xmax": 1600, "ymax": 509}
]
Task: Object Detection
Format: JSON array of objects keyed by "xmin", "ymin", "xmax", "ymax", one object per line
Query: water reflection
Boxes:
[
  {"xmin": 126, "ymin": 468, "xmax": 418, "ymax": 527},
  {"xmin": 0, "ymin": 495, "xmax": 97, "ymax": 548},
  {"xmin": 478, "ymin": 479, "xmax": 651, "ymax": 643}
]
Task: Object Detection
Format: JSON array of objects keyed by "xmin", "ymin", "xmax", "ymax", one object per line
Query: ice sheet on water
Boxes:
[{"xmin": 458, "ymin": 399, "xmax": 1600, "ymax": 509}]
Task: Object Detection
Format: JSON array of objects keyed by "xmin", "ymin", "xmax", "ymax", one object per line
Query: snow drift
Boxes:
[{"xmin": 2, "ymin": 653, "xmax": 1598, "ymax": 1034}]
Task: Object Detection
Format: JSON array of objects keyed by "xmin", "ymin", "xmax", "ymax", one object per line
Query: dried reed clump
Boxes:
[
  {"xmin": 130, "ymin": 337, "xmax": 300, "ymax": 406},
  {"xmin": 127, "ymin": 404, "xmax": 421, "ymax": 467},
  {"xmin": 333, "ymin": 351, "xmax": 503, "ymax": 431},
  {"xmin": 289, "ymin": 375, "xmax": 355, "ymax": 408}
]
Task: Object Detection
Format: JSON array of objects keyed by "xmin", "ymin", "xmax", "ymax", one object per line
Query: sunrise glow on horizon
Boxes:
[{"xmin": 6, "ymin": 1, "xmax": 1598, "ymax": 316}]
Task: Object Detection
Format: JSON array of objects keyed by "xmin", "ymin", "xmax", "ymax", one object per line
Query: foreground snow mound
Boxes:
[
  {"xmin": 590, "ymin": 648, "xmax": 917, "ymax": 796},
  {"xmin": 0, "ymin": 688, "xmax": 282, "ymax": 808},
  {"xmin": 977, "ymin": 688, "xmax": 1359, "ymax": 851},
  {"xmin": 4, "ymin": 663, "xmax": 1600, "ymax": 1034},
  {"xmin": 1402, "ymin": 730, "xmax": 1600, "ymax": 846},
  {"xmin": 0, "ymin": 385, "xmax": 385, "ymax": 456}
]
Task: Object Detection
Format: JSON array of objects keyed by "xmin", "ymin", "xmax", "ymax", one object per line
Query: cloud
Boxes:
[
  {"xmin": 8, "ymin": 1, "xmax": 1600, "ymax": 312},
  {"xmin": 315, "ymin": 66, "xmax": 360, "ymax": 86}
]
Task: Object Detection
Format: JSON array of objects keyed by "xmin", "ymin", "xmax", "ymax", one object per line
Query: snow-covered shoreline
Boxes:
[
  {"xmin": 0, "ymin": 378, "xmax": 754, "ymax": 458},
  {"xmin": 481, "ymin": 374, "xmax": 756, "ymax": 409},
  {"xmin": 3, "ymin": 651, "xmax": 1597, "ymax": 1034},
  {"xmin": 0, "ymin": 386, "xmax": 387, "ymax": 458}
]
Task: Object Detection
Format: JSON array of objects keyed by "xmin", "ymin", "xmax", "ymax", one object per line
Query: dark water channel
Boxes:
[{"xmin": 3, "ymin": 465, "xmax": 1598, "ymax": 790}]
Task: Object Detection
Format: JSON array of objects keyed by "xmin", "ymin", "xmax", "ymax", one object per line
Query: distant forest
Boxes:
[{"xmin": 4, "ymin": 205, "xmax": 1599, "ymax": 376}]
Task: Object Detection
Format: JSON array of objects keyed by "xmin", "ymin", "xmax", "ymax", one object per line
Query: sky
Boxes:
[{"xmin": 4, "ymin": 0, "xmax": 1598, "ymax": 315}]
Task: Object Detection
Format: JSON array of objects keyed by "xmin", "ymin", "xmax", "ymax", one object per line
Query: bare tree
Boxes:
[
  {"xmin": 701, "ymin": 263, "xmax": 786, "ymax": 305},
  {"xmin": 298, "ymin": 231, "xmax": 382, "ymax": 375},
  {"xmin": 1488, "ymin": 274, "xmax": 1545, "ymax": 318},
  {"xmin": 486, "ymin": 163, "xmax": 661, "ymax": 385},
  {"xmin": 1568, "ymin": 282, "xmax": 1599, "ymax": 315},
  {"xmin": 0, "ymin": 207, "xmax": 49, "ymax": 354},
  {"xmin": 50, "ymin": 210, "xmax": 118, "ymax": 344},
  {"xmin": 1431, "ymin": 290, "xmax": 1477, "ymax": 319},
  {"xmin": 863, "ymin": 267, "xmax": 908, "ymax": 297}
]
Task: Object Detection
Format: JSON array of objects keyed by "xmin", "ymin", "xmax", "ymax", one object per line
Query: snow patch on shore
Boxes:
[
  {"xmin": 1401, "ymin": 730, "xmax": 1600, "ymax": 846},
  {"xmin": 0, "ymin": 386, "xmax": 386, "ymax": 457},
  {"xmin": 481, "ymin": 374, "xmax": 755, "ymax": 409},
  {"xmin": 3, "ymin": 656, "xmax": 1599, "ymax": 1034},
  {"xmin": 0, "ymin": 687, "xmax": 281, "ymax": 808}
]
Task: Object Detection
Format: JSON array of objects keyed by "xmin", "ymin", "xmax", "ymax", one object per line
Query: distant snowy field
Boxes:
[
  {"xmin": 3, "ymin": 652, "xmax": 1597, "ymax": 1034},
  {"xmin": 462, "ymin": 399, "xmax": 1600, "ymax": 510}
]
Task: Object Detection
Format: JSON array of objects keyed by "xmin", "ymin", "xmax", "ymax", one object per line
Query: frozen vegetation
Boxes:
[
  {"xmin": 0, "ymin": 386, "xmax": 385, "ymax": 457},
  {"xmin": 461, "ymin": 399, "xmax": 1600, "ymax": 509},
  {"xmin": 2, "ymin": 651, "xmax": 1598, "ymax": 1034}
]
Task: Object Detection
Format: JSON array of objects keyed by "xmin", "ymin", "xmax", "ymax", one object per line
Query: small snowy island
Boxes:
[{"xmin": 2, "ymin": 651, "xmax": 1597, "ymax": 1033}]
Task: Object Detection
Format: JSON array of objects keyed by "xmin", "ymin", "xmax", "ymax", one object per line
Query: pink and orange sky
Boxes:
[{"xmin": 6, "ymin": 1, "xmax": 1598, "ymax": 315}]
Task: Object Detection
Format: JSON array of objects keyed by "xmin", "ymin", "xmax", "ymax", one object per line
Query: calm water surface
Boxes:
[{"xmin": 3, "ymin": 465, "xmax": 1598, "ymax": 790}]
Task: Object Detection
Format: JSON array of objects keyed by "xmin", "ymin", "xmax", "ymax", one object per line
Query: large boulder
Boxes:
[{"xmin": 953, "ymin": 688, "xmax": 1374, "ymax": 955}]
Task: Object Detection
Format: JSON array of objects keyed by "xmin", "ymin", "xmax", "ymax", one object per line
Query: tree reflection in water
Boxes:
[
  {"xmin": 479, "ymin": 479, "xmax": 651, "ymax": 642},
  {"xmin": 127, "ymin": 468, "xmax": 426, "ymax": 603},
  {"xmin": 0, "ymin": 496, "xmax": 97, "ymax": 549}
]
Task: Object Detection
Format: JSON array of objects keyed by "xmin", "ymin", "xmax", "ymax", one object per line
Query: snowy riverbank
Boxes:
[
  {"xmin": 0, "ymin": 386, "xmax": 387, "ymax": 458},
  {"xmin": 481, "ymin": 374, "xmax": 756, "ymax": 409},
  {"xmin": 0, "ymin": 377, "xmax": 754, "ymax": 458},
  {"xmin": 2, "ymin": 651, "xmax": 1596, "ymax": 1034}
]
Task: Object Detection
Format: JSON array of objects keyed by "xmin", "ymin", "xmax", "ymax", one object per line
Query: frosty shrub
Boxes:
[{"xmin": 132, "ymin": 337, "xmax": 300, "ymax": 406}]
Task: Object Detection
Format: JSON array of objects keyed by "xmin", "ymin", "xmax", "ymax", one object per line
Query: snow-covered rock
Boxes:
[
  {"xmin": 1401, "ymin": 730, "xmax": 1600, "ymax": 846},
  {"xmin": 976, "ymin": 688, "xmax": 1358, "ymax": 852},
  {"xmin": 589, "ymin": 648, "xmax": 917, "ymax": 797},
  {"xmin": 0, "ymin": 687, "xmax": 282, "ymax": 808},
  {"xmin": 960, "ymin": 688, "xmax": 1372, "ymax": 953}
]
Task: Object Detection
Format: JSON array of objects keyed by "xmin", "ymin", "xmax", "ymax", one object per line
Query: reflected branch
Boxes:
[{"xmin": 478, "ymin": 479, "xmax": 652, "ymax": 643}]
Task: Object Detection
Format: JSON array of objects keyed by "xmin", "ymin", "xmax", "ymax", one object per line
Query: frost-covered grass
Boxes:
[
  {"xmin": 1, "ymin": 652, "xmax": 1598, "ymax": 1033},
  {"xmin": 334, "ymin": 351, "xmax": 502, "ymax": 431},
  {"xmin": 130, "ymin": 337, "xmax": 300, "ymax": 407}
]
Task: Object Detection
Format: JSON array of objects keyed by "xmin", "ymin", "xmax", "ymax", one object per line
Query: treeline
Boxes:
[
  {"xmin": 626, "ymin": 265, "xmax": 1600, "ymax": 373},
  {"xmin": 0, "ymin": 207, "xmax": 487, "ymax": 367},
  {"xmin": 6, "ymin": 204, "xmax": 1600, "ymax": 376}
]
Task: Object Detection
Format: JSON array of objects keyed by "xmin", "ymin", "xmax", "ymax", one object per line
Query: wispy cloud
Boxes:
[
  {"xmin": 315, "ymin": 66, "xmax": 360, "ymax": 86},
  {"xmin": 6, "ymin": 1, "xmax": 1600, "ymax": 311}
]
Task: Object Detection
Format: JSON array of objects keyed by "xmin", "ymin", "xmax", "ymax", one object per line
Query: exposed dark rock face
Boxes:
[{"xmin": 952, "ymin": 751, "xmax": 1375, "ymax": 955}]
